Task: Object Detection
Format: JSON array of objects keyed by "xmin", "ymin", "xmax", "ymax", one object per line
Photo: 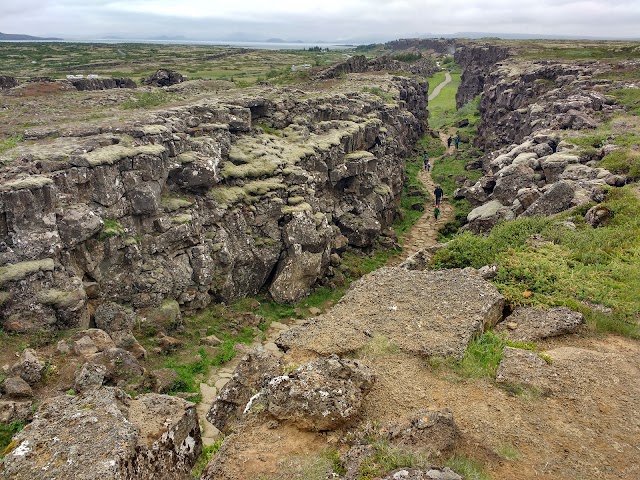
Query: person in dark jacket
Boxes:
[
  {"xmin": 454, "ymin": 135, "xmax": 460, "ymax": 149},
  {"xmin": 434, "ymin": 185, "xmax": 443, "ymax": 206},
  {"xmin": 447, "ymin": 136, "xmax": 452, "ymax": 148}
]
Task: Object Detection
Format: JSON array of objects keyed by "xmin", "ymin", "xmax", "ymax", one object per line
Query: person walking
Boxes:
[
  {"xmin": 426, "ymin": 160, "xmax": 431, "ymax": 172},
  {"xmin": 434, "ymin": 206, "xmax": 440, "ymax": 220},
  {"xmin": 423, "ymin": 152, "xmax": 429, "ymax": 170},
  {"xmin": 434, "ymin": 184, "xmax": 443, "ymax": 206},
  {"xmin": 454, "ymin": 135, "xmax": 460, "ymax": 150},
  {"xmin": 447, "ymin": 136, "xmax": 452, "ymax": 149}
]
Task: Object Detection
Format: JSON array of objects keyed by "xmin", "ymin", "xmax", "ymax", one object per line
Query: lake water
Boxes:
[{"xmin": 0, "ymin": 39, "xmax": 355, "ymax": 51}]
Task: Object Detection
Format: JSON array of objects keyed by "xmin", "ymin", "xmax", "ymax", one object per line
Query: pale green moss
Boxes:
[
  {"xmin": 211, "ymin": 242, "xmax": 225, "ymax": 253},
  {"xmin": 282, "ymin": 202, "xmax": 312, "ymax": 214},
  {"xmin": 172, "ymin": 214, "xmax": 193, "ymax": 225},
  {"xmin": 0, "ymin": 291, "xmax": 11, "ymax": 306},
  {"xmin": 84, "ymin": 144, "xmax": 166, "ymax": 166},
  {"xmin": 99, "ymin": 219, "xmax": 125, "ymax": 239},
  {"xmin": 244, "ymin": 179, "xmax": 285, "ymax": 196},
  {"xmin": 1, "ymin": 175, "xmax": 53, "ymax": 192},
  {"xmin": 374, "ymin": 184, "xmax": 392, "ymax": 195},
  {"xmin": 176, "ymin": 152, "xmax": 196, "ymax": 164},
  {"xmin": 345, "ymin": 151, "xmax": 375, "ymax": 161},
  {"xmin": 37, "ymin": 288, "xmax": 85, "ymax": 308},
  {"xmin": 123, "ymin": 237, "xmax": 139, "ymax": 246},
  {"xmin": 208, "ymin": 186, "xmax": 248, "ymax": 207},
  {"xmin": 161, "ymin": 196, "xmax": 193, "ymax": 211},
  {"xmin": 0, "ymin": 259, "xmax": 55, "ymax": 286},
  {"xmin": 221, "ymin": 160, "xmax": 280, "ymax": 179},
  {"xmin": 141, "ymin": 125, "xmax": 171, "ymax": 135},
  {"xmin": 287, "ymin": 196, "xmax": 305, "ymax": 205}
]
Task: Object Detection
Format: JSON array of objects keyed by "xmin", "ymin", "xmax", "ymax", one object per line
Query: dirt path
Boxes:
[
  {"xmin": 428, "ymin": 71, "xmax": 452, "ymax": 101},
  {"xmin": 389, "ymin": 132, "xmax": 455, "ymax": 265}
]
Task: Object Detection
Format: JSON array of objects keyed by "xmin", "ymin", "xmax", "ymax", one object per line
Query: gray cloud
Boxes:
[{"xmin": 1, "ymin": 0, "xmax": 639, "ymax": 41}]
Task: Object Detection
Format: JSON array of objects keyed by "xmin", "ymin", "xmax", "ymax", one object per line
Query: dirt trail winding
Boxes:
[{"xmin": 389, "ymin": 132, "xmax": 455, "ymax": 265}]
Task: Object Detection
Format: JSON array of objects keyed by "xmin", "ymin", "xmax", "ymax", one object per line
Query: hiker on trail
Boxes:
[
  {"xmin": 434, "ymin": 185, "xmax": 443, "ymax": 206},
  {"xmin": 423, "ymin": 153, "xmax": 429, "ymax": 170},
  {"xmin": 426, "ymin": 160, "xmax": 431, "ymax": 172},
  {"xmin": 434, "ymin": 206, "xmax": 440, "ymax": 220},
  {"xmin": 447, "ymin": 136, "xmax": 452, "ymax": 148},
  {"xmin": 454, "ymin": 135, "xmax": 460, "ymax": 150}
]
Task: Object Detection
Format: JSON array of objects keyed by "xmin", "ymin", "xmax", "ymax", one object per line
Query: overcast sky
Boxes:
[{"xmin": 2, "ymin": 0, "xmax": 639, "ymax": 42}]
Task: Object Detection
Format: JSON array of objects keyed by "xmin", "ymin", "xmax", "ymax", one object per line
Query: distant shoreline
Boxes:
[{"xmin": 0, "ymin": 39, "xmax": 355, "ymax": 50}]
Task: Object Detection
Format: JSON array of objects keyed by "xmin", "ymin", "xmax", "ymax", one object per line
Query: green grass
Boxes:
[
  {"xmin": 121, "ymin": 91, "xmax": 174, "ymax": 109},
  {"xmin": 427, "ymin": 73, "xmax": 461, "ymax": 129},
  {"xmin": 601, "ymin": 148, "xmax": 640, "ymax": 179},
  {"xmin": 357, "ymin": 439, "xmax": 425, "ymax": 480},
  {"xmin": 362, "ymin": 86, "xmax": 394, "ymax": 102},
  {"xmin": 611, "ymin": 88, "xmax": 640, "ymax": 116},
  {"xmin": 191, "ymin": 436, "xmax": 224, "ymax": 478},
  {"xmin": 449, "ymin": 331, "xmax": 537, "ymax": 378},
  {"xmin": 0, "ymin": 421, "xmax": 25, "ymax": 459},
  {"xmin": 446, "ymin": 455, "xmax": 493, "ymax": 480},
  {"xmin": 431, "ymin": 187, "xmax": 640, "ymax": 337},
  {"xmin": 0, "ymin": 134, "xmax": 23, "ymax": 156},
  {"xmin": 496, "ymin": 443, "xmax": 522, "ymax": 461},
  {"xmin": 98, "ymin": 218, "xmax": 125, "ymax": 239}
]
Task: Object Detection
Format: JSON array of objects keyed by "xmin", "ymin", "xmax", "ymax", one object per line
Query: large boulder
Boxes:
[
  {"xmin": 337, "ymin": 211, "xmax": 382, "ymax": 247},
  {"xmin": 142, "ymin": 69, "xmax": 184, "ymax": 87},
  {"xmin": 492, "ymin": 163, "xmax": 537, "ymax": 205},
  {"xmin": 206, "ymin": 350, "xmax": 284, "ymax": 434},
  {"xmin": 264, "ymin": 355, "xmax": 375, "ymax": 431},
  {"xmin": 379, "ymin": 468, "xmax": 462, "ymax": 480},
  {"xmin": 56, "ymin": 205, "xmax": 103, "ymax": 248},
  {"xmin": 466, "ymin": 200, "xmax": 514, "ymax": 233},
  {"xmin": 495, "ymin": 306, "xmax": 584, "ymax": 341},
  {"xmin": 541, "ymin": 153, "xmax": 580, "ymax": 183},
  {"xmin": 94, "ymin": 302, "xmax": 135, "ymax": 333},
  {"xmin": 0, "ymin": 388, "xmax": 201, "ymax": 480},
  {"xmin": 584, "ymin": 204, "xmax": 613, "ymax": 227},
  {"xmin": 0, "ymin": 75, "xmax": 18, "ymax": 89},
  {"xmin": 521, "ymin": 180, "xmax": 576, "ymax": 217},
  {"xmin": 277, "ymin": 267, "xmax": 505, "ymax": 360},
  {"xmin": 382, "ymin": 409, "xmax": 459, "ymax": 456}
]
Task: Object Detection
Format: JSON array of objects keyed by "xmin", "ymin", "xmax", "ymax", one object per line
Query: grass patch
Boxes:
[
  {"xmin": 610, "ymin": 88, "xmax": 640, "ymax": 116},
  {"xmin": 191, "ymin": 436, "xmax": 224, "ymax": 478},
  {"xmin": 362, "ymin": 86, "xmax": 394, "ymax": 102},
  {"xmin": 358, "ymin": 439, "xmax": 425, "ymax": 480},
  {"xmin": 121, "ymin": 90, "xmax": 173, "ymax": 109},
  {"xmin": 427, "ymin": 72, "xmax": 461, "ymax": 130},
  {"xmin": 452, "ymin": 331, "xmax": 536, "ymax": 378},
  {"xmin": 0, "ymin": 134, "xmax": 23, "ymax": 156},
  {"xmin": 0, "ymin": 421, "xmax": 25, "ymax": 459},
  {"xmin": 98, "ymin": 218, "xmax": 125, "ymax": 240},
  {"xmin": 601, "ymin": 148, "xmax": 640, "ymax": 179},
  {"xmin": 432, "ymin": 187, "xmax": 640, "ymax": 336},
  {"xmin": 446, "ymin": 455, "xmax": 493, "ymax": 480}
]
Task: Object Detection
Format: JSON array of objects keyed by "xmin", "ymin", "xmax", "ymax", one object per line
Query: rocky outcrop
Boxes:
[
  {"xmin": 454, "ymin": 44, "xmax": 511, "ymax": 108},
  {"xmin": 0, "ymin": 387, "xmax": 201, "ymax": 480},
  {"xmin": 0, "ymin": 75, "xmax": 428, "ymax": 330},
  {"xmin": 277, "ymin": 267, "xmax": 505, "ymax": 359},
  {"xmin": 0, "ymin": 75, "xmax": 18, "ymax": 89},
  {"xmin": 264, "ymin": 355, "xmax": 375, "ymax": 431},
  {"xmin": 71, "ymin": 77, "xmax": 137, "ymax": 91},
  {"xmin": 314, "ymin": 55, "xmax": 438, "ymax": 80},
  {"xmin": 206, "ymin": 350, "xmax": 284, "ymax": 434},
  {"xmin": 142, "ymin": 69, "xmax": 184, "ymax": 86}
]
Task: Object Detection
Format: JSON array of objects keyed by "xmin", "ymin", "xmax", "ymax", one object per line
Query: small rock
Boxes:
[
  {"xmin": 74, "ymin": 363, "xmax": 107, "ymax": 392},
  {"xmin": 308, "ymin": 307, "xmax": 322, "ymax": 316},
  {"xmin": 73, "ymin": 336, "xmax": 99, "ymax": 357},
  {"xmin": 2, "ymin": 376, "xmax": 33, "ymax": 399},
  {"xmin": 56, "ymin": 340, "xmax": 71, "ymax": 355},
  {"xmin": 201, "ymin": 335, "xmax": 223, "ymax": 346},
  {"xmin": 330, "ymin": 253, "xmax": 342, "ymax": 267},
  {"xmin": 506, "ymin": 322, "xmax": 518, "ymax": 330},
  {"xmin": 94, "ymin": 302, "xmax": 135, "ymax": 334},
  {"xmin": 10, "ymin": 349, "xmax": 45, "ymax": 385},
  {"xmin": 159, "ymin": 335, "xmax": 184, "ymax": 353}
]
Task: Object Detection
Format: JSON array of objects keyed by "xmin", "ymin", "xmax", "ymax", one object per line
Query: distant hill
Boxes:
[{"xmin": 0, "ymin": 32, "xmax": 62, "ymax": 41}]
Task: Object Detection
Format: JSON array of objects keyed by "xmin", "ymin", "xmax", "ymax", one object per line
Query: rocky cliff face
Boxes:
[
  {"xmin": 71, "ymin": 77, "xmax": 137, "ymax": 91},
  {"xmin": 453, "ymin": 49, "xmax": 631, "ymax": 233},
  {"xmin": 0, "ymin": 75, "xmax": 428, "ymax": 332},
  {"xmin": 385, "ymin": 38, "xmax": 457, "ymax": 55},
  {"xmin": 454, "ymin": 44, "xmax": 511, "ymax": 108}
]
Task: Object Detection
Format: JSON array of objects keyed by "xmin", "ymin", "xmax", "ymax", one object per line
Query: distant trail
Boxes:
[{"xmin": 428, "ymin": 71, "xmax": 452, "ymax": 101}]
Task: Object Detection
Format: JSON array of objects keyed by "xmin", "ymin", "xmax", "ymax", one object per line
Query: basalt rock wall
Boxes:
[
  {"xmin": 0, "ymin": 76, "xmax": 428, "ymax": 332},
  {"xmin": 454, "ymin": 44, "xmax": 511, "ymax": 108}
]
